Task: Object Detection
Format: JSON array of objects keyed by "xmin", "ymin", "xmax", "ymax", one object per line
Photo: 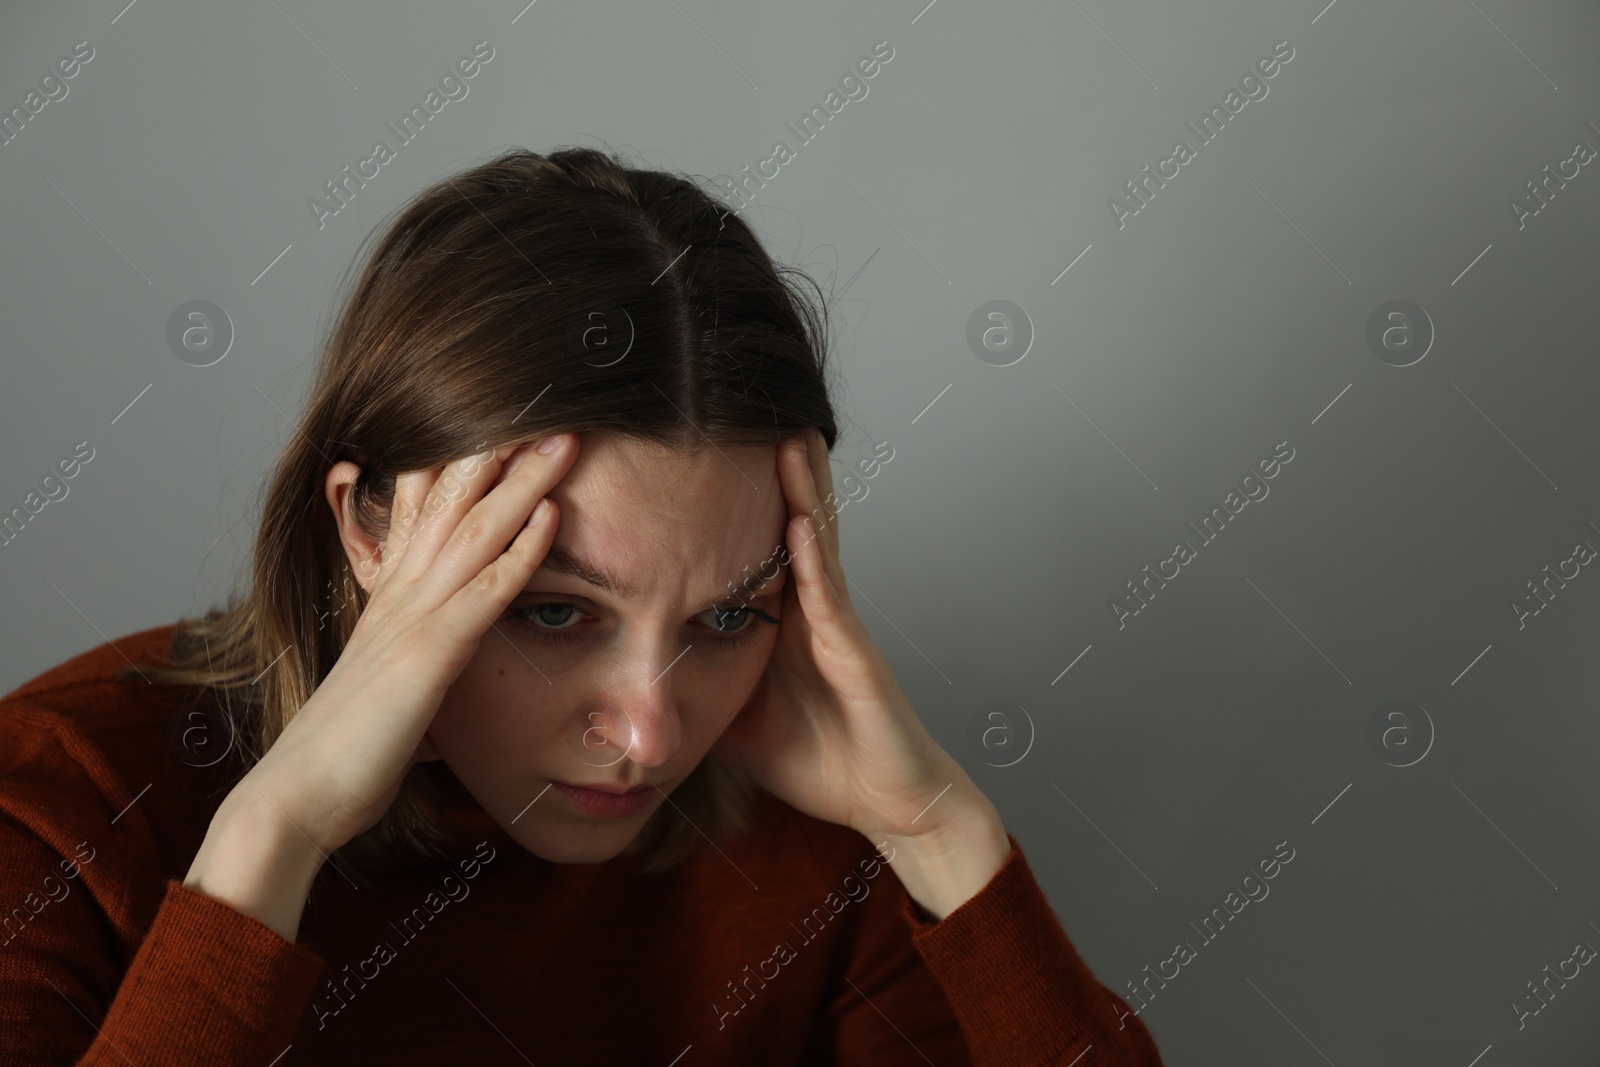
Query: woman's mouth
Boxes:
[{"xmin": 551, "ymin": 780, "xmax": 657, "ymax": 818}]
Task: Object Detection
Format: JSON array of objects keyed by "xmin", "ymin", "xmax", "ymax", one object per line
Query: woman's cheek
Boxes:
[
  {"xmin": 439, "ymin": 658, "xmax": 550, "ymax": 754},
  {"xmin": 713, "ymin": 645, "xmax": 775, "ymax": 725}
]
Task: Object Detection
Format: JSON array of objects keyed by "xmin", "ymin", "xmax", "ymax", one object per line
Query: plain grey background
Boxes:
[{"xmin": 4, "ymin": 0, "xmax": 1600, "ymax": 1061}]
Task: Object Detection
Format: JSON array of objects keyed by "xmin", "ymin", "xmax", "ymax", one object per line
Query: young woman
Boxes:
[{"xmin": 0, "ymin": 147, "xmax": 1165, "ymax": 1065}]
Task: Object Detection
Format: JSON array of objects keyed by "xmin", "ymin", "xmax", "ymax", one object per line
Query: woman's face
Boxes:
[{"xmin": 427, "ymin": 433, "xmax": 790, "ymax": 864}]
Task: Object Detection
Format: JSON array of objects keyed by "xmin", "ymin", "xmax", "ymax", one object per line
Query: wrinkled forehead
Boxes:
[{"xmin": 542, "ymin": 436, "xmax": 788, "ymax": 595}]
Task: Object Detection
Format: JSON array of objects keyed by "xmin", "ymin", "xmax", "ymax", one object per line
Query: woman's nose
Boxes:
[{"xmin": 590, "ymin": 664, "xmax": 683, "ymax": 770}]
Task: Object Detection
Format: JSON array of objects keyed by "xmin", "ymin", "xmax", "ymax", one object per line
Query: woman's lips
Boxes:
[{"xmin": 552, "ymin": 781, "xmax": 657, "ymax": 818}]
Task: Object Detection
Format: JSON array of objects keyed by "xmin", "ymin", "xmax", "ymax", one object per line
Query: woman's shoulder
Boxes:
[
  {"xmin": 2, "ymin": 621, "xmax": 182, "ymax": 708},
  {"xmin": 0, "ymin": 621, "xmax": 191, "ymax": 774},
  {"xmin": 0, "ymin": 621, "xmax": 216, "ymax": 876}
]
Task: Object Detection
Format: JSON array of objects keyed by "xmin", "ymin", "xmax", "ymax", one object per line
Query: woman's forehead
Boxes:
[
  {"xmin": 535, "ymin": 435, "xmax": 789, "ymax": 592},
  {"xmin": 549, "ymin": 435, "xmax": 783, "ymax": 523}
]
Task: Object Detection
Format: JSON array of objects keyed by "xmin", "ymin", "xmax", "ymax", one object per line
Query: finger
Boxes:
[
  {"xmin": 778, "ymin": 435, "xmax": 830, "ymax": 594},
  {"xmin": 786, "ymin": 512, "xmax": 853, "ymax": 655},
  {"xmin": 804, "ymin": 429, "xmax": 839, "ymax": 549},
  {"xmin": 388, "ymin": 442, "xmax": 524, "ymax": 589},
  {"xmin": 789, "ymin": 510, "xmax": 887, "ymax": 696},
  {"xmin": 780, "ymin": 433, "xmax": 829, "ymax": 531},
  {"xmin": 438, "ymin": 493, "xmax": 560, "ymax": 638},
  {"xmin": 367, "ymin": 464, "xmax": 445, "ymax": 595},
  {"xmin": 425, "ymin": 434, "xmax": 578, "ymax": 607},
  {"xmin": 796, "ymin": 430, "xmax": 847, "ymax": 596},
  {"xmin": 775, "ymin": 436, "xmax": 813, "ymax": 553}
]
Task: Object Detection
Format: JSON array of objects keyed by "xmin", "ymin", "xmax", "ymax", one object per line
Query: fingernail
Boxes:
[
  {"xmin": 527, "ymin": 499, "xmax": 550, "ymax": 527},
  {"xmin": 537, "ymin": 434, "xmax": 563, "ymax": 455}
]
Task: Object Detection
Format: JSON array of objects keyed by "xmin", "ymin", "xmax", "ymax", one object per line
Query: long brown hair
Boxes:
[{"xmin": 122, "ymin": 145, "xmax": 839, "ymax": 880}]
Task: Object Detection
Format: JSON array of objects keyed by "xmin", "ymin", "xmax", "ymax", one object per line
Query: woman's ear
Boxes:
[{"xmin": 324, "ymin": 460, "xmax": 385, "ymax": 594}]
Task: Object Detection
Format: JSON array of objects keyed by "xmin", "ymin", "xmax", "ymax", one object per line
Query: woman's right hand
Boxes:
[{"xmin": 187, "ymin": 435, "xmax": 576, "ymax": 933}]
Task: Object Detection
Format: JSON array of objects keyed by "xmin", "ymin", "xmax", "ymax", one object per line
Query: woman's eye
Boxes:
[
  {"xmin": 698, "ymin": 607, "xmax": 779, "ymax": 648},
  {"xmin": 504, "ymin": 602, "xmax": 777, "ymax": 649},
  {"xmin": 703, "ymin": 607, "xmax": 753, "ymax": 634},
  {"xmin": 506, "ymin": 602, "xmax": 587, "ymax": 645}
]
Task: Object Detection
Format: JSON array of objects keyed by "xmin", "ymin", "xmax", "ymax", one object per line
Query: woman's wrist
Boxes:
[
  {"xmin": 182, "ymin": 787, "xmax": 328, "ymax": 943},
  {"xmin": 871, "ymin": 788, "xmax": 1012, "ymax": 923}
]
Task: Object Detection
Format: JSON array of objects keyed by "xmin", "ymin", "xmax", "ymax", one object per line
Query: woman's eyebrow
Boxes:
[
  {"xmin": 539, "ymin": 544, "xmax": 633, "ymax": 598},
  {"xmin": 536, "ymin": 543, "xmax": 789, "ymax": 606}
]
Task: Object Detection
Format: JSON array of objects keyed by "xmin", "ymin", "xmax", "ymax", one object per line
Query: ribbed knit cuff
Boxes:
[
  {"xmin": 898, "ymin": 835, "xmax": 1105, "ymax": 1064},
  {"xmin": 91, "ymin": 879, "xmax": 327, "ymax": 1063}
]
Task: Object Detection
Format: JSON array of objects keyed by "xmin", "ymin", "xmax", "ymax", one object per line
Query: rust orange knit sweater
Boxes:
[{"xmin": 0, "ymin": 624, "xmax": 1165, "ymax": 1065}]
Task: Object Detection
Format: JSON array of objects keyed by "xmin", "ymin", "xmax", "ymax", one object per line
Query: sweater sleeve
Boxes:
[
  {"xmin": 822, "ymin": 833, "xmax": 1165, "ymax": 1067},
  {"xmin": 0, "ymin": 711, "xmax": 327, "ymax": 1064}
]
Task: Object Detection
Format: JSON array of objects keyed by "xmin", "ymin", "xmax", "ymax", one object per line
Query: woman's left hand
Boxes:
[{"xmin": 710, "ymin": 429, "xmax": 1001, "ymax": 857}]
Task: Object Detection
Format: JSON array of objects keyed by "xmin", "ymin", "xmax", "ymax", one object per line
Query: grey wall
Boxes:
[{"xmin": 4, "ymin": 0, "xmax": 1599, "ymax": 1061}]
